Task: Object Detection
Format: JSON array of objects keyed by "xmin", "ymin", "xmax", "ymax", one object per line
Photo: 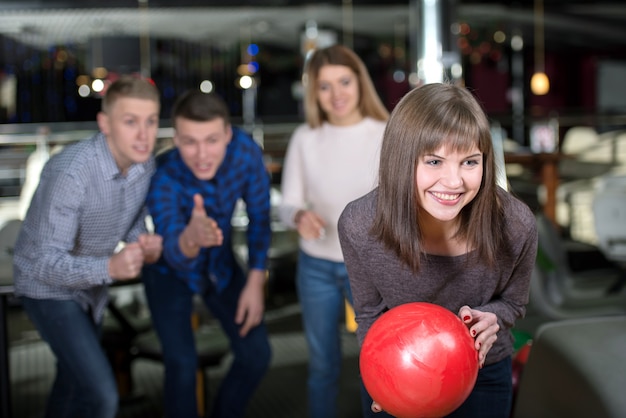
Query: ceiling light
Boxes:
[{"xmin": 531, "ymin": 0, "xmax": 549, "ymax": 95}]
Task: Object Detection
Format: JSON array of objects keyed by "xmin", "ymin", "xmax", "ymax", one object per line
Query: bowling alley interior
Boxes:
[{"xmin": 1, "ymin": 0, "xmax": 626, "ymax": 417}]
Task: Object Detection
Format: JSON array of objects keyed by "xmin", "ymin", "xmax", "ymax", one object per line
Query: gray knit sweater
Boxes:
[{"xmin": 338, "ymin": 187, "xmax": 538, "ymax": 365}]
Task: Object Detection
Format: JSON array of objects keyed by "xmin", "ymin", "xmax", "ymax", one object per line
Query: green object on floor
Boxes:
[
  {"xmin": 511, "ymin": 328, "xmax": 533, "ymax": 351},
  {"xmin": 535, "ymin": 245, "xmax": 555, "ymax": 272}
]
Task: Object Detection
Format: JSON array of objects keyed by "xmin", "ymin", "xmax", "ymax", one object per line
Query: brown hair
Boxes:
[
  {"xmin": 171, "ymin": 90, "xmax": 231, "ymax": 129},
  {"xmin": 302, "ymin": 44, "xmax": 389, "ymax": 128},
  {"xmin": 371, "ymin": 83, "xmax": 503, "ymax": 272},
  {"xmin": 101, "ymin": 75, "xmax": 160, "ymax": 114}
]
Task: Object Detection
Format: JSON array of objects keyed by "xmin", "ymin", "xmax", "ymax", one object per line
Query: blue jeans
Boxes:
[
  {"xmin": 360, "ymin": 356, "xmax": 513, "ymax": 418},
  {"xmin": 142, "ymin": 266, "xmax": 272, "ymax": 418},
  {"xmin": 296, "ymin": 250, "xmax": 355, "ymax": 418},
  {"xmin": 20, "ymin": 297, "xmax": 119, "ymax": 418}
]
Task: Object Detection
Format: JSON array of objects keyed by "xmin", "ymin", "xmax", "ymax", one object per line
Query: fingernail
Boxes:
[
  {"xmin": 463, "ymin": 315, "xmax": 471, "ymax": 321},
  {"xmin": 471, "ymin": 330, "xmax": 476, "ymax": 337}
]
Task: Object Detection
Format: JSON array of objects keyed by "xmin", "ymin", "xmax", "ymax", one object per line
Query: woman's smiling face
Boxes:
[
  {"xmin": 415, "ymin": 144, "xmax": 483, "ymax": 224},
  {"xmin": 316, "ymin": 64, "xmax": 362, "ymax": 126}
]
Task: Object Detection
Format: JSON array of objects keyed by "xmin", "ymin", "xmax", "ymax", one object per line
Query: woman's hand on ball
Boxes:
[
  {"xmin": 371, "ymin": 401, "xmax": 383, "ymax": 414},
  {"xmin": 458, "ymin": 306, "xmax": 499, "ymax": 368}
]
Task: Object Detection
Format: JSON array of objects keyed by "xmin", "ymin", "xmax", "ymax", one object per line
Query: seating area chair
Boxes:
[
  {"xmin": 552, "ymin": 127, "xmax": 603, "ymax": 235},
  {"xmin": 561, "ymin": 126, "xmax": 599, "ymax": 155},
  {"xmin": 528, "ymin": 214, "xmax": 626, "ymax": 320},
  {"xmin": 131, "ymin": 322, "xmax": 230, "ymax": 417},
  {"xmin": 0, "ymin": 219, "xmax": 21, "ymax": 255},
  {"xmin": 555, "ymin": 128, "xmax": 626, "ymax": 239},
  {"xmin": 592, "ymin": 174, "xmax": 626, "ymax": 260},
  {"xmin": 592, "ymin": 173, "xmax": 626, "ymax": 293},
  {"xmin": 101, "ymin": 295, "xmax": 230, "ymax": 417},
  {"xmin": 0, "ymin": 219, "xmax": 22, "ymax": 309},
  {"xmin": 101, "ymin": 289, "xmax": 153, "ymax": 398},
  {"xmin": 512, "ymin": 315, "xmax": 626, "ymax": 418}
]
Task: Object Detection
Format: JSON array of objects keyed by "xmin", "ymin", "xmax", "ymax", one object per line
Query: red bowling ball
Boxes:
[{"xmin": 360, "ymin": 302, "xmax": 479, "ymax": 418}]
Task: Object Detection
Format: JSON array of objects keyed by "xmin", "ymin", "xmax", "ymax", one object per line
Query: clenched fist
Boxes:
[
  {"xmin": 109, "ymin": 242, "xmax": 145, "ymax": 281},
  {"xmin": 138, "ymin": 233, "xmax": 163, "ymax": 264}
]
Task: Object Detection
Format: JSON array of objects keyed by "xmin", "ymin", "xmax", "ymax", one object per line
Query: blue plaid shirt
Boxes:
[{"xmin": 144, "ymin": 127, "xmax": 271, "ymax": 293}]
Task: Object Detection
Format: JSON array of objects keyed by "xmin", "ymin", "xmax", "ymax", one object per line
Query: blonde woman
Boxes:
[{"xmin": 279, "ymin": 44, "xmax": 389, "ymax": 418}]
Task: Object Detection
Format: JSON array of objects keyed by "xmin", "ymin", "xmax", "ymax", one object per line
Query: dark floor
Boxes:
[{"xmin": 6, "ymin": 295, "xmax": 366, "ymax": 418}]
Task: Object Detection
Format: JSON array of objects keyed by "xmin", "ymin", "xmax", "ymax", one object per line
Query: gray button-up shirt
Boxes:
[{"xmin": 13, "ymin": 132, "xmax": 155, "ymax": 322}]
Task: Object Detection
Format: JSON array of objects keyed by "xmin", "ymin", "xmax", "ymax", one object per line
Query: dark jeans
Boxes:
[
  {"xmin": 361, "ymin": 356, "xmax": 513, "ymax": 418},
  {"xmin": 142, "ymin": 267, "xmax": 272, "ymax": 418},
  {"xmin": 20, "ymin": 297, "xmax": 119, "ymax": 418}
]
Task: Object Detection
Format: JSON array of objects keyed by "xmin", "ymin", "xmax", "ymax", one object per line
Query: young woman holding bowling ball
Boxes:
[{"xmin": 338, "ymin": 82, "xmax": 538, "ymax": 418}]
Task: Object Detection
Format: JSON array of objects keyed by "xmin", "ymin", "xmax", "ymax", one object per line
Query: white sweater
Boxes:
[{"xmin": 278, "ymin": 117, "xmax": 386, "ymax": 262}]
